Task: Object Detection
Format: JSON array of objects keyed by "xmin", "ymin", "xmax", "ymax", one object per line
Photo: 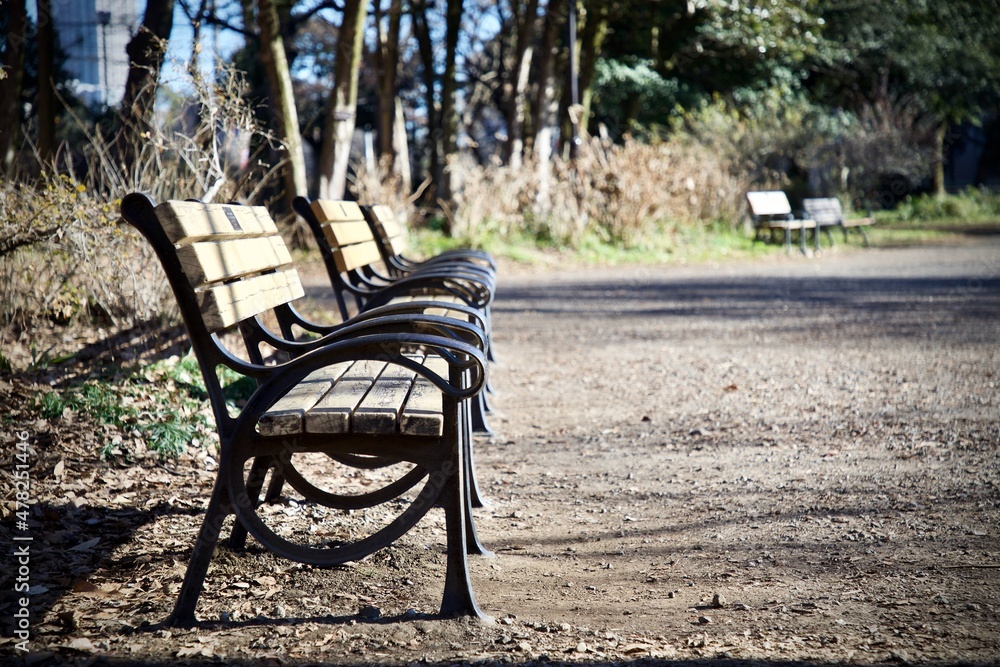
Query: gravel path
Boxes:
[
  {"xmin": 466, "ymin": 238, "xmax": 1000, "ymax": 663},
  {"xmin": 7, "ymin": 238, "xmax": 998, "ymax": 665}
]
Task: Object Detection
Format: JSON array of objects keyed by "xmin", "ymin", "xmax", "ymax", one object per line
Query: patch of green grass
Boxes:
[
  {"xmin": 140, "ymin": 418, "xmax": 194, "ymax": 460},
  {"xmin": 37, "ymin": 392, "xmax": 67, "ymax": 420},
  {"xmin": 413, "ymin": 219, "xmax": 784, "ymax": 267},
  {"xmin": 23, "ymin": 351, "xmax": 258, "ymax": 462}
]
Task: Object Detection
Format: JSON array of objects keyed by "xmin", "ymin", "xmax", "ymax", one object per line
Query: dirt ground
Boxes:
[{"xmin": 2, "ymin": 237, "xmax": 999, "ymax": 666}]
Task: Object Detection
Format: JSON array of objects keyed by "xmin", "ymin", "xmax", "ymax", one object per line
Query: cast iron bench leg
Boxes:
[
  {"xmin": 439, "ymin": 439, "xmax": 492, "ymax": 621},
  {"xmin": 166, "ymin": 476, "xmax": 232, "ymax": 626}
]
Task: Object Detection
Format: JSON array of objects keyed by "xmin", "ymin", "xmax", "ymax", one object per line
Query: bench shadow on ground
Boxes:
[
  {"xmin": 493, "ymin": 275, "xmax": 1000, "ymax": 319},
  {"xmin": 490, "ymin": 274, "xmax": 1000, "ymax": 343},
  {"xmin": 0, "ymin": 500, "xmax": 200, "ymax": 636}
]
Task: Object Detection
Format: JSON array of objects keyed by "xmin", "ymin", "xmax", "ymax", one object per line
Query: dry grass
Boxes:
[
  {"xmin": 0, "ymin": 65, "xmax": 279, "ymax": 331},
  {"xmin": 445, "ymin": 134, "xmax": 749, "ymax": 248}
]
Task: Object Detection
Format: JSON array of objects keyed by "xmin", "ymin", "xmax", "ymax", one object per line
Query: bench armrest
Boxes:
[
  {"xmin": 251, "ymin": 311, "xmax": 488, "ymax": 356},
  {"xmin": 282, "ymin": 299, "xmax": 490, "ymax": 336}
]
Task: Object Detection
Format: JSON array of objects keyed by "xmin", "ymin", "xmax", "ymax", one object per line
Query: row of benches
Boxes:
[
  {"xmin": 747, "ymin": 191, "xmax": 875, "ymax": 253},
  {"xmin": 120, "ymin": 194, "xmax": 498, "ymax": 625}
]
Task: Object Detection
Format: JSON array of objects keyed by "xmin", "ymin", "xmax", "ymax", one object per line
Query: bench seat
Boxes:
[{"xmin": 260, "ymin": 355, "xmax": 446, "ymax": 437}]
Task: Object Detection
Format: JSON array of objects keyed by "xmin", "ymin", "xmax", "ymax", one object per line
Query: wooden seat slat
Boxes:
[
  {"xmin": 400, "ymin": 356, "xmax": 447, "ymax": 437},
  {"xmin": 353, "ymin": 355, "xmax": 424, "ymax": 435},
  {"xmin": 305, "ymin": 380, "xmax": 375, "ymax": 434},
  {"xmin": 197, "ymin": 268, "xmax": 305, "ymax": 331},
  {"xmin": 177, "ymin": 236, "xmax": 293, "ymax": 286},
  {"xmin": 304, "ymin": 360, "xmax": 386, "ymax": 433},
  {"xmin": 159, "ymin": 201, "xmax": 277, "ymax": 245},
  {"xmin": 259, "ymin": 363, "xmax": 353, "ymax": 436}
]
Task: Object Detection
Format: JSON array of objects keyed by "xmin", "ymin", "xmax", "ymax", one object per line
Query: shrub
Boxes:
[
  {"xmin": 0, "ymin": 63, "xmax": 280, "ymax": 330},
  {"xmin": 444, "ymin": 133, "xmax": 749, "ymax": 249}
]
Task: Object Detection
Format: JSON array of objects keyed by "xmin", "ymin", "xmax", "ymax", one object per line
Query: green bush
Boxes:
[{"xmin": 887, "ymin": 189, "xmax": 1000, "ymax": 223}]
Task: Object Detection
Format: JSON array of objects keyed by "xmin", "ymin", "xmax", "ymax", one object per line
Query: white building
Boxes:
[{"xmin": 50, "ymin": 0, "xmax": 140, "ymax": 108}]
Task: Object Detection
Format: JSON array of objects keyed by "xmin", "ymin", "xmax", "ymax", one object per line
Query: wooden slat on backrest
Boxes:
[
  {"xmin": 155, "ymin": 200, "xmax": 304, "ymax": 332},
  {"xmin": 177, "ymin": 236, "xmax": 293, "ymax": 286},
  {"xmin": 803, "ymin": 198, "xmax": 843, "ymax": 226},
  {"xmin": 747, "ymin": 191, "xmax": 792, "ymax": 216},
  {"xmin": 198, "ymin": 268, "xmax": 305, "ymax": 331},
  {"xmin": 368, "ymin": 205, "xmax": 409, "ymax": 256},
  {"xmin": 326, "ymin": 221, "xmax": 375, "ymax": 247},
  {"xmin": 311, "ymin": 199, "xmax": 379, "ymax": 250},
  {"xmin": 334, "ymin": 240, "xmax": 384, "ymax": 273},
  {"xmin": 311, "ymin": 199, "xmax": 364, "ymax": 223},
  {"xmin": 157, "ymin": 201, "xmax": 277, "ymax": 245},
  {"xmin": 369, "ymin": 205, "xmax": 403, "ymax": 238}
]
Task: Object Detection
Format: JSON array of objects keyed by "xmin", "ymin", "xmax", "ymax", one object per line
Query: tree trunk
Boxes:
[
  {"xmin": 439, "ymin": 0, "xmax": 464, "ymax": 207},
  {"xmin": 931, "ymin": 122, "xmax": 947, "ymax": 198},
  {"xmin": 504, "ymin": 0, "xmax": 540, "ymax": 169},
  {"xmin": 257, "ymin": 0, "xmax": 308, "ymax": 207},
  {"xmin": 36, "ymin": 0, "xmax": 56, "ymax": 165},
  {"xmin": 118, "ymin": 0, "xmax": 174, "ymax": 172},
  {"xmin": 557, "ymin": 0, "xmax": 579, "ymax": 157},
  {"xmin": 533, "ymin": 2, "xmax": 561, "ymax": 212},
  {"xmin": 0, "ymin": 0, "xmax": 28, "ymax": 171},
  {"xmin": 577, "ymin": 0, "xmax": 608, "ymax": 135},
  {"xmin": 374, "ymin": 0, "xmax": 403, "ymax": 169},
  {"xmin": 413, "ymin": 1, "xmax": 442, "ymax": 206},
  {"xmin": 393, "ymin": 96, "xmax": 412, "ymax": 192},
  {"xmin": 532, "ymin": 3, "xmax": 561, "ymax": 152},
  {"xmin": 974, "ymin": 115, "xmax": 1000, "ymax": 186},
  {"xmin": 318, "ymin": 0, "xmax": 369, "ymax": 200}
]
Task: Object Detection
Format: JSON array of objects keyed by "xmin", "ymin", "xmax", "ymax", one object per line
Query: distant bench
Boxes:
[
  {"xmin": 746, "ymin": 191, "xmax": 817, "ymax": 253},
  {"xmin": 120, "ymin": 194, "xmax": 492, "ymax": 625},
  {"xmin": 803, "ymin": 197, "xmax": 875, "ymax": 247}
]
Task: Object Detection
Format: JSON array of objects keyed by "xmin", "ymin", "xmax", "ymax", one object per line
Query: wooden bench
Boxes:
[
  {"xmin": 294, "ymin": 197, "xmax": 499, "ymax": 442},
  {"xmin": 746, "ymin": 191, "xmax": 817, "ymax": 253},
  {"xmin": 120, "ymin": 193, "xmax": 492, "ymax": 624},
  {"xmin": 803, "ymin": 197, "xmax": 874, "ymax": 247},
  {"xmin": 363, "ymin": 203, "xmax": 497, "ymax": 280},
  {"xmin": 293, "ymin": 198, "xmax": 495, "ymax": 323}
]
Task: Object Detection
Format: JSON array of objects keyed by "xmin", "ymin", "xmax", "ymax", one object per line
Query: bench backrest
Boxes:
[
  {"xmin": 803, "ymin": 197, "xmax": 843, "ymax": 226},
  {"xmin": 308, "ymin": 200, "xmax": 384, "ymax": 273},
  {"xmin": 747, "ymin": 191, "xmax": 792, "ymax": 217},
  {"xmin": 366, "ymin": 204, "xmax": 409, "ymax": 258},
  {"xmin": 156, "ymin": 200, "xmax": 304, "ymax": 332}
]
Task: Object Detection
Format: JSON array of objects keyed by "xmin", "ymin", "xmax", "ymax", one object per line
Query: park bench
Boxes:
[
  {"xmin": 292, "ymin": 198, "xmax": 495, "ymax": 324},
  {"xmin": 746, "ymin": 190, "xmax": 817, "ymax": 253},
  {"xmin": 803, "ymin": 197, "xmax": 875, "ymax": 247},
  {"xmin": 120, "ymin": 193, "xmax": 492, "ymax": 624},
  {"xmin": 294, "ymin": 197, "xmax": 499, "ymax": 440},
  {"xmin": 362, "ymin": 203, "xmax": 497, "ymax": 280}
]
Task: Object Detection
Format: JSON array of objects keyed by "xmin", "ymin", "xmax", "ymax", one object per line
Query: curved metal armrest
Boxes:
[
  {"xmin": 397, "ymin": 254, "xmax": 496, "ymax": 279},
  {"xmin": 250, "ymin": 312, "xmax": 488, "ymax": 356},
  {"xmin": 398, "ymin": 248, "xmax": 497, "ymax": 272},
  {"xmin": 372, "ymin": 274, "xmax": 492, "ymax": 309},
  {"xmin": 280, "ymin": 299, "xmax": 489, "ymax": 337}
]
